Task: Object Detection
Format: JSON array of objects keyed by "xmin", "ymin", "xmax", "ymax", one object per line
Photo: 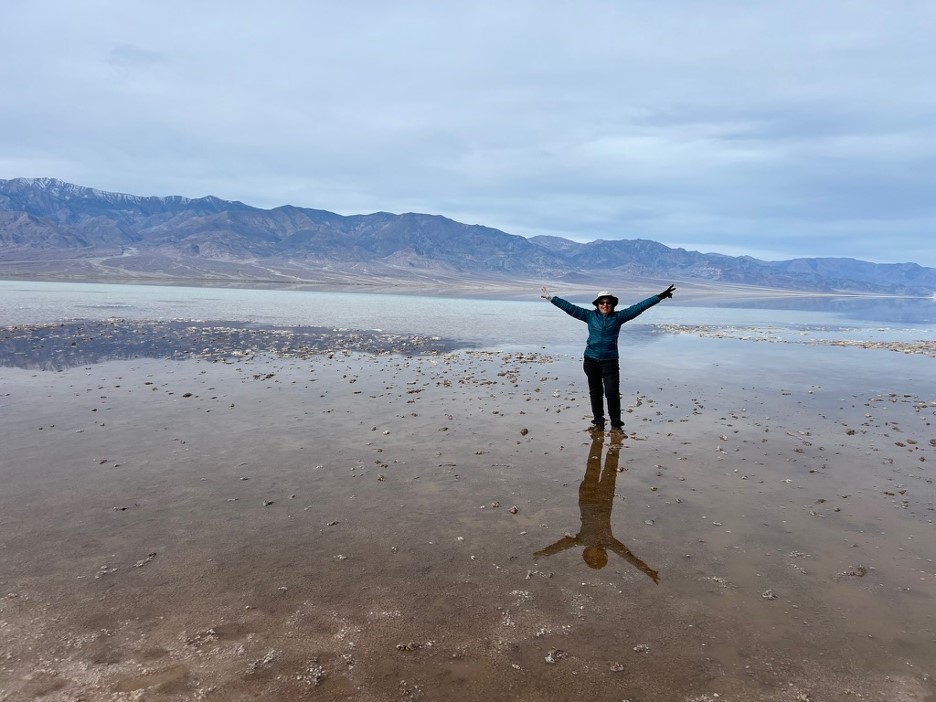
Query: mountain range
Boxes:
[{"xmin": 1, "ymin": 177, "xmax": 933, "ymax": 296}]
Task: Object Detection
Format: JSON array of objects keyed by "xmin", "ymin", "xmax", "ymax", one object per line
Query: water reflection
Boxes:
[
  {"xmin": 0, "ymin": 320, "xmax": 468, "ymax": 370},
  {"xmin": 534, "ymin": 432, "xmax": 660, "ymax": 583},
  {"xmin": 698, "ymin": 295, "xmax": 936, "ymax": 325}
]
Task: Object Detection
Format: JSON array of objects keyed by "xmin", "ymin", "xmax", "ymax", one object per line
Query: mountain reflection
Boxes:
[
  {"xmin": 535, "ymin": 431, "xmax": 659, "ymax": 583},
  {"xmin": 0, "ymin": 320, "xmax": 465, "ymax": 370}
]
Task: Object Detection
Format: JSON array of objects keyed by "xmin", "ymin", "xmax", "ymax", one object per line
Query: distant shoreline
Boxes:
[{"xmin": 1, "ymin": 271, "xmax": 918, "ymax": 304}]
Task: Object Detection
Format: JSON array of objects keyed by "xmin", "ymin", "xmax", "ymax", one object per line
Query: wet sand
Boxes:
[{"xmin": 1, "ymin": 324, "xmax": 934, "ymax": 701}]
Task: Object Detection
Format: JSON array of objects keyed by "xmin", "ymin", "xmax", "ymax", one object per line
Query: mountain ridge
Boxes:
[{"xmin": 1, "ymin": 177, "xmax": 933, "ymax": 296}]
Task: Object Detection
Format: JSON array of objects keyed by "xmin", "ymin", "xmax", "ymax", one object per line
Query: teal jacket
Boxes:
[{"xmin": 550, "ymin": 294, "xmax": 662, "ymax": 361}]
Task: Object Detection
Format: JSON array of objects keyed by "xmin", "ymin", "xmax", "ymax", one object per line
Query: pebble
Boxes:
[{"xmin": 545, "ymin": 649, "xmax": 568, "ymax": 664}]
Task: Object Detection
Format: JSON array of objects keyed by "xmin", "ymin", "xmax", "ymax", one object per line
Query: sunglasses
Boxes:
[{"xmin": 597, "ymin": 300, "xmax": 614, "ymax": 306}]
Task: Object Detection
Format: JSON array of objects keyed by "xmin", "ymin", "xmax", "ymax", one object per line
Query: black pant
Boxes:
[{"xmin": 583, "ymin": 356, "xmax": 622, "ymax": 426}]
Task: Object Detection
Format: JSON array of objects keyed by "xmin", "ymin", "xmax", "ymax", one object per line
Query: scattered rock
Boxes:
[
  {"xmin": 298, "ymin": 662, "xmax": 327, "ymax": 687},
  {"xmin": 185, "ymin": 628, "xmax": 218, "ymax": 648},
  {"xmin": 133, "ymin": 552, "xmax": 157, "ymax": 568},
  {"xmin": 545, "ymin": 649, "xmax": 568, "ymax": 664},
  {"xmin": 94, "ymin": 565, "xmax": 118, "ymax": 579},
  {"xmin": 246, "ymin": 650, "xmax": 280, "ymax": 675},
  {"xmin": 836, "ymin": 565, "xmax": 868, "ymax": 578}
]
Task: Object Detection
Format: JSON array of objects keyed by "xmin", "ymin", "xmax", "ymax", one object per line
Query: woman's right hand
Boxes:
[{"xmin": 540, "ymin": 286, "xmax": 550, "ymax": 299}]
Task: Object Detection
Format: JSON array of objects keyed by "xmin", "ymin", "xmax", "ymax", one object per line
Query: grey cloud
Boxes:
[{"xmin": 1, "ymin": 0, "xmax": 934, "ymax": 266}]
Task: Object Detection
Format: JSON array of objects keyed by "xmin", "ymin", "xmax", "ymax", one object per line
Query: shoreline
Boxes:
[
  {"xmin": 3, "ymin": 273, "xmax": 930, "ymax": 304},
  {"xmin": 3, "ymin": 318, "xmax": 934, "ymax": 375}
]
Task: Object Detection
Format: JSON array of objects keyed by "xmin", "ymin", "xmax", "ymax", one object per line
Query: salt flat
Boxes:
[{"xmin": 1, "ymin": 322, "xmax": 934, "ymax": 701}]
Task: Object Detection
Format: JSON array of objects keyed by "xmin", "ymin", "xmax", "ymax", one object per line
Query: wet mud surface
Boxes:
[{"xmin": 1, "ymin": 322, "xmax": 935, "ymax": 701}]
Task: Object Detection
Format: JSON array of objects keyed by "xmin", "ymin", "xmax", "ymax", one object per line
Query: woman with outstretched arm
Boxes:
[{"xmin": 540, "ymin": 285, "xmax": 675, "ymax": 432}]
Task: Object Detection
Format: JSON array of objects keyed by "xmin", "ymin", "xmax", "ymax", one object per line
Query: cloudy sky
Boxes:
[{"xmin": 2, "ymin": 1, "xmax": 934, "ymax": 266}]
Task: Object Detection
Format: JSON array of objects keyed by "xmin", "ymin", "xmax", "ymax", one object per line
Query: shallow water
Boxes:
[
  {"xmin": 1, "ymin": 281, "xmax": 935, "ymax": 700},
  {"xmin": 3, "ymin": 280, "xmax": 935, "ymax": 350}
]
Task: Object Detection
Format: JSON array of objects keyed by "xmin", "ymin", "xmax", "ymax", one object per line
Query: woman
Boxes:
[{"xmin": 540, "ymin": 284, "xmax": 675, "ymax": 432}]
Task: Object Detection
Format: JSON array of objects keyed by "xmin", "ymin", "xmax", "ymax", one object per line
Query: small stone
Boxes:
[
  {"xmin": 545, "ymin": 648, "xmax": 568, "ymax": 664},
  {"xmin": 133, "ymin": 552, "xmax": 157, "ymax": 568}
]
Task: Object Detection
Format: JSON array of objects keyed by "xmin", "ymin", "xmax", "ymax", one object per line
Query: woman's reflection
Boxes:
[{"xmin": 534, "ymin": 431, "xmax": 659, "ymax": 583}]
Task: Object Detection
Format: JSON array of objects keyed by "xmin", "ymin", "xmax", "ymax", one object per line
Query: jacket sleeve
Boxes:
[
  {"xmin": 615, "ymin": 294, "xmax": 662, "ymax": 323},
  {"xmin": 550, "ymin": 296, "xmax": 590, "ymax": 322}
]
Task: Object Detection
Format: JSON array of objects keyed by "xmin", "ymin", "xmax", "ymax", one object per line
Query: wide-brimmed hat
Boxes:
[{"xmin": 592, "ymin": 291, "xmax": 619, "ymax": 307}]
